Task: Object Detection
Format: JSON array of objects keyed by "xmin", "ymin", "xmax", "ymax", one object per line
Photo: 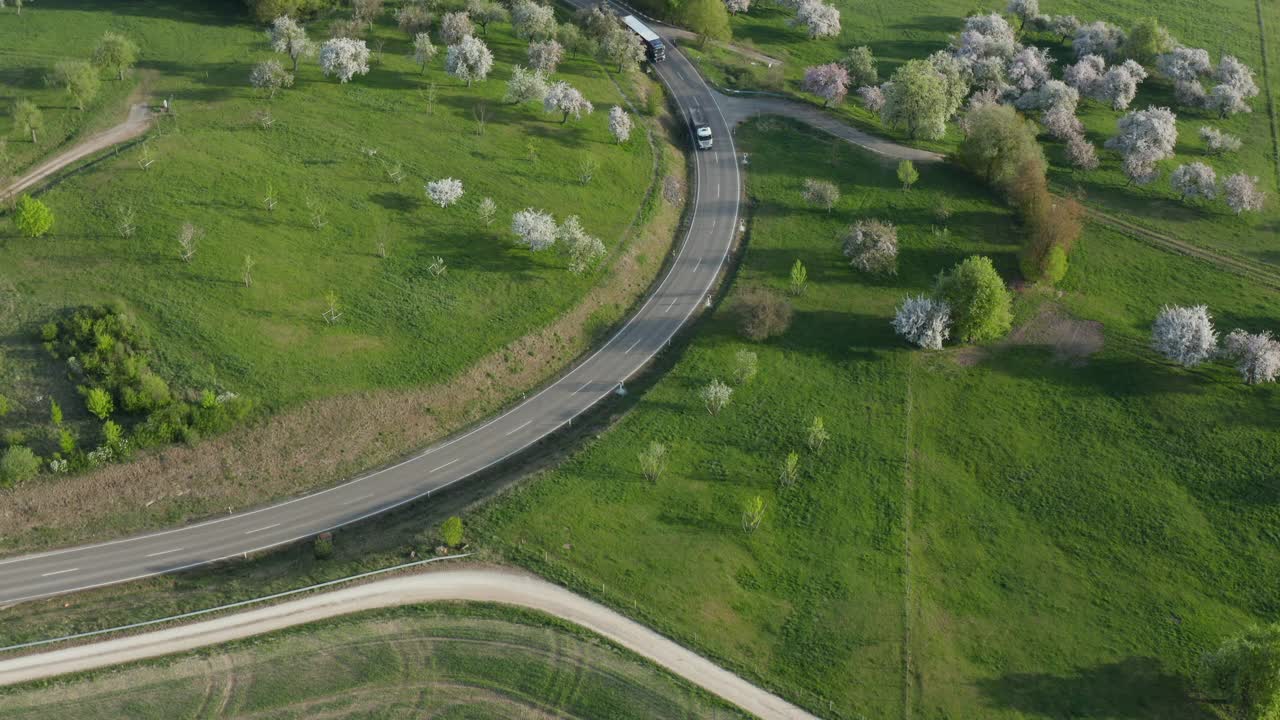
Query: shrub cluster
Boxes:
[
  {"xmin": 32, "ymin": 305, "xmax": 254, "ymax": 478},
  {"xmin": 958, "ymin": 103, "xmax": 1083, "ymax": 285}
]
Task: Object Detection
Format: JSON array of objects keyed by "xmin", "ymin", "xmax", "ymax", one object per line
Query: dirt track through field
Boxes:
[
  {"xmin": 0, "ymin": 566, "xmax": 817, "ymax": 720},
  {"xmin": 0, "ymin": 103, "xmax": 152, "ymax": 201}
]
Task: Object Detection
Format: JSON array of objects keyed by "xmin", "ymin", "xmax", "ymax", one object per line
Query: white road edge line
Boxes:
[
  {"xmin": 244, "ymin": 524, "xmax": 281, "ymax": 535},
  {"xmin": 504, "ymin": 420, "xmax": 533, "ymax": 436},
  {"xmin": 40, "ymin": 568, "xmax": 78, "ymax": 577},
  {"xmin": 429, "ymin": 459, "xmax": 459, "ymax": 473},
  {"xmin": 0, "ymin": 15, "xmax": 742, "ymax": 608},
  {"xmin": 627, "ymin": 338, "xmax": 643, "ymax": 353},
  {"xmin": 144, "ymin": 548, "xmax": 182, "ymax": 558}
]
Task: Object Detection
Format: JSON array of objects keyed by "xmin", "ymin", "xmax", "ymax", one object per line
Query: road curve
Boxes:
[
  {"xmin": 0, "ymin": 13, "xmax": 741, "ymax": 605},
  {"xmin": 0, "ymin": 103, "xmax": 152, "ymax": 201},
  {"xmin": 0, "ymin": 567, "xmax": 817, "ymax": 719}
]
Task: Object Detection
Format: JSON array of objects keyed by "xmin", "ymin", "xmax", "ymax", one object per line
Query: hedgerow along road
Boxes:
[{"xmin": 0, "ymin": 5, "xmax": 741, "ymax": 606}]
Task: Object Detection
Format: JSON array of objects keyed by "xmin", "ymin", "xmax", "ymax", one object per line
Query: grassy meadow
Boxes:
[
  {"xmin": 685, "ymin": 0, "xmax": 1280, "ymax": 265},
  {"xmin": 0, "ymin": 604, "xmax": 746, "ymax": 719},
  {"xmin": 0, "ymin": 0, "xmax": 656, "ymax": 456},
  {"xmin": 474, "ymin": 118, "xmax": 1280, "ymax": 719}
]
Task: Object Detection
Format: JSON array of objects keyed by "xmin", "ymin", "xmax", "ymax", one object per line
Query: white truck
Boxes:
[{"xmin": 689, "ymin": 109, "xmax": 713, "ymax": 150}]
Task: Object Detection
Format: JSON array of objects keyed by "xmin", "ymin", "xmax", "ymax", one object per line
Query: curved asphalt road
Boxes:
[{"xmin": 0, "ymin": 11, "xmax": 740, "ymax": 606}]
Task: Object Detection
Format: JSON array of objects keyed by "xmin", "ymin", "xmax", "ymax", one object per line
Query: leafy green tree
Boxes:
[
  {"xmin": 85, "ymin": 386, "xmax": 114, "ymax": 420},
  {"xmin": 934, "ymin": 256, "xmax": 1013, "ymax": 343},
  {"xmin": 789, "ymin": 259, "xmax": 808, "ymax": 296},
  {"xmin": 49, "ymin": 398, "xmax": 62, "ymax": 427},
  {"xmin": 958, "ymin": 103, "xmax": 1044, "ymax": 190},
  {"xmin": 14, "ymin": 195, "xmax": 54, "ymax": 238},
  {"xmin": 52, "ymin": 60, "xmax": 100, "ymax": 111},
  {"xmin": 844, "ymin": 46, "xmax": 878, "ymax": 86},
  {"xmin": 12, "ymin": 99, "xmax": 43, "ymax": 143},
  {"xmin": 880, "ymin": 60, "xmax": 949, "ymax": 139},
  {"xmin": 58, "ymin": 428, "xmax": 76, "ymax": 456},
  {"xmin": 440, "ymin": 516, "xmax": 464, "ymax": 547},
  {"xmin": 897, "ymin": 159, "xmax": 919, "ymax": 191},
  {"xmin": 681, "ymin": 0, "xmax": 731, "ymax": 42},
  {"xmin": 0, "ymin": 394, "xmax": 10, "ymax": 417},
  {"xmin": 103, "ymin": 420, "xmax": 123, "ymax": 448},
  {"xmin": 1198, "ymin": 624, "xmax": 1280, "ymax": 720},
  {"xmin": 1124, "ymin": 17, "xmax": 1174, "ymax": 64},
  {"xmin": 0, "ymin": 446, "xmax": 40, "ymax": 486},
  {"xmin": 92, "ymin": 31, "xmax": 139, "ymax": 81}
]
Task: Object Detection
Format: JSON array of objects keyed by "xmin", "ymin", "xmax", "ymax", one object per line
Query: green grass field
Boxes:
[
  {"xmin": 0, "ymin": 604, "xmax": 746, "ymax": 719},
  {"xmin": 474, "ymin": 118, "xmax": 1280, "ymax": 719},
  {"xmin": 0, "ymin": 0, "xmax": 656, "ymax": 455},
  {"xmin": 686, "ymin": 0, "xmax": 1280, "ymax": 265}
]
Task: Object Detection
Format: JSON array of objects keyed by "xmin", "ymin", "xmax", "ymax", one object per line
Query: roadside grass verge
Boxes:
[{"xmin": 0, "ymin": 603, "xmax": 746, "ymax": 719}]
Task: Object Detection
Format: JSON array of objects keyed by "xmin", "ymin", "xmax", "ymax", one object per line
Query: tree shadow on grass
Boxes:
[
  {"xmin": 370, "ymin": 190, "xmax": 422, "ymax": 214},
  {"xmin": 975, "ymin": 656, "xmax": 1213, "ymax": 719}
]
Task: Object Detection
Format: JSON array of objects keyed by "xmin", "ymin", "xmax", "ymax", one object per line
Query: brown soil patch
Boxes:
[
  {"xmin": 1005, "ymin": 303, "xmax": 1104, "ymax": 366},
  {"xmin": 949, "ymin": 303, "xmax": 1103, "ymax": 368},
  {"xmin": 0, "ymin": 93, "xmax": 690, "ymax": 553}
]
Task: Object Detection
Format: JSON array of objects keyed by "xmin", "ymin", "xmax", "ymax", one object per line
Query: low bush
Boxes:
[{"xmin": 731, "ymin": 287, "xmax": 793, "ymax": 341}]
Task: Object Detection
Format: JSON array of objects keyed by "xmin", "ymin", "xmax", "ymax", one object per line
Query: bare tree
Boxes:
[
  {"xmin": 241, "ymin": 254, "xmax": 256, "ymax": 287},
  {"xmin": 177, "ymin": 222, "xmax": 202, "ymax": 262},
  {"xmin": 115, "ymin": 203, "xmax": 137, "ymax": 239},
  {"xmin": 638, "ymin": 441, "xmax": 668, "ymax": 483}
]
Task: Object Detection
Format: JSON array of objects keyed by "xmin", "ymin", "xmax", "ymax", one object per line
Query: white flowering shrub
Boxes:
[
  {"xmin": 892, "ymin": 295, "xmax": 952, "ymax": 349},
  {"xmin": 512, "ymin": 208, "xmax": 558, "ymax": 251},
  {"xmin": 1151, "ymin": 304, "xmax": 1217, "ymax": 367},
  {"xmin": 425, "ymin": 178, "xmax": 465, "ymax": 208}
]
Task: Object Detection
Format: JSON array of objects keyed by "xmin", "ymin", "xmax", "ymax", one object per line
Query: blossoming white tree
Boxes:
[
  {"xmin": 319, "ymin": 38, "xmax": 371, "ymax": 83},
  {"xmin": 1066, "ymin": 132, "xmax": 1099, "ymax": 170},
  {"xmin": 503, "ymin": 65, "xmax": 547, "ymax": 104},
  {"xmin": 1151, "ymin": 304, "xmax": 1217, "ymax": 367},
  {"xmin": 1105, "ymin": 106, "xmax": 1178, "ymax": 184},
  {"xmin": 699, "ymin": 379, "xmax": 733, "ymax": 415},
  {"xmin": 1199, "ymin": 126, "xmax": 1242, "ymax": 154},
  {"xmin": 1005, "ymin": 0, "xmax": 1039, "ymax": 30},
  {"xmin": 1170, "ymin": 163, "xmax": 1218, "ymax": 202},
  {"xmin": 1073, "ymin": 21, "xmax": 1126, "ymax": 59},
  {"xmin": 857, "ymin": 84, "xmax": 885, "ymax": 111},
  {"xmin": 952, "ymin": 13, "xmax": 1018, "ymax": 65},
  {"xmin": 1223, "ymin": 173, "xmax": 1266, "ymax": 215},
  {"xmin": 1095, "ymin": 59, "xmax": 1148, "ymax": 110},
  {"xmin": 446, "ymin": 35, "xmax": 494, "ymax": 86},
  {"xmin": 1006, "ymin": 46, "xmax": 1053, "ymax": 93},
  {"xmin": 440, "ymin": 12, "xmax": 474, "ymax": 44},
  {"xmin": 1047, "ymin": 15, "xmax": 1081, "ymax": 42},
  {"xmin": 1063, "ymin": 54, "xmax": 1105, "ymax": 95},
  {"xmin": 250, "ymin": 59, "xmax": 294, "ymax": 98},
  {"xmin": 1224, "ymin": 329, "xmax": 1280, "ymax": 384},
  {"xmin": 425, "ymin": 178, "xmax": 464, "ymax": 207},
  {"xmin": 608, "ymin": 105, "xmax": 632, "ymax": 143},
  {"xmin": 511, "ymin": 0, "xmax": 557, "ymax": 41},
  {"xmin": 790, "ymin": 0, "xmax": 840, "ymax": 39},
  {"xmin": 270, "ymin": 15, "xmax": 315, "ymax": 72},
  {"xmin": 412, "ymin": 32, "xmax": 437, "ymax": 73},
  {"xmin": 512, "ymin": 208, "xmax": 558, "ymax": 250},
  {"xmin": 1207, "ymin": 55, "xmax": 1260, "ymax": 117},
  {"xmin": 801, "ymin": 63, "xmax": 850, "ymax": 106},
  {"xmin": 601, "ymin": 27, "xmax": 646, "ymax": 71},
  {"xmin": 544, "ymin": 80, "xmax": 593, "ymax": 123},
  {"xmin": 725, "ymin": 0, "xmax": 750, "ymax": 14},
  {"xmin": 527, "ymin": 39, "xmax": 563, "ymax": 72},
  {"xmin": 801, "ymin": 178, "xmax": 839, "ymax": 211},
  {"xmin": 842, "ymin": 219, "xmax": 898, "ymax": 275},
  {"xmin": 1156, "ymin": 46, "xmax": 1212, "ymax": 107},
  {"xmin": 892, "ymin": 295, "xmax": 951, "ymax": 349},
  {"xmin": 557, "ymin": 215, "xmax": 606, "ymax": 273}
]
